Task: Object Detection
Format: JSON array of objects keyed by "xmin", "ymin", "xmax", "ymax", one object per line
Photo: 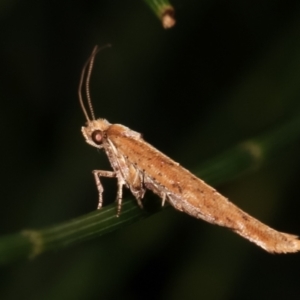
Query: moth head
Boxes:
[
  {"xmin": 82, "ymin": 119, "xmax": 111, "ymax": 148},
  {"xmin": 78, "ymin": 45, "xmax": 112, "ymax": 149}
]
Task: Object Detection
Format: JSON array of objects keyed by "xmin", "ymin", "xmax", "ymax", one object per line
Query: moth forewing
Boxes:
[{"xmin": 79, "ymin": 46, "xmax": 300, "ymax": 254}]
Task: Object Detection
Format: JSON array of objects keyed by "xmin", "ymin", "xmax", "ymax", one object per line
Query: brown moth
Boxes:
[{"xmin": 79, "ymin": 46, "xmax": 300, "ymax": 253}]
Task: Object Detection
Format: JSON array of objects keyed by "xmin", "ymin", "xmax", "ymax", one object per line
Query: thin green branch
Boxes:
[
  {"xmin": 197, "ymin": 112, "xmax": 300, "ymax": 184},
  {"xmin": 0, "ymin": 199, "xmax": 146, "ymax": 264},
  {"xmin": 143, "ymin": 0, "xmax": 176, "ymax": 28},
  {"xmin": 1, "ymin": 111, "xmax": 300, "ymax": 265}
]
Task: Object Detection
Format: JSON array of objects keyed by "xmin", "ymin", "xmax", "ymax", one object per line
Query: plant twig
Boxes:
[
  {"xmin": 1, "ymin": 111, "xmax": 300, "ymax": 265},
  {"xmin": 0, "ymin": 199, "xmax": 145, "ymax": 265},
  {"xmin": 143, "ymin": 0, "xmax": 176, "ymax": 28}
]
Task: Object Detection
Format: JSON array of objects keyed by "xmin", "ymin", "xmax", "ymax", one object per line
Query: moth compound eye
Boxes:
[{"xmin": 91, "ymin": 130, "xmax": 103, "ymax": 145}]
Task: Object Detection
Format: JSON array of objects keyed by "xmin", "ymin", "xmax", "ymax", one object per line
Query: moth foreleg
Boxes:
[{"xmin": 92, "ymin": 170, "xmax": 116, "ymax": 210}]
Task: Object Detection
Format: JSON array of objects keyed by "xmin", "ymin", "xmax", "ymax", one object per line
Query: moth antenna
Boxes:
[
  {"xmin": 85, "ymin": 46, "xmax": 98, "ymax": 120},
  {"xmin": 78, "ymin": 44, "xmax": 111, "ymax": 122},
  {"xmin": 78, "ymin": 48, "xmax": 95, "ymax": 122}
]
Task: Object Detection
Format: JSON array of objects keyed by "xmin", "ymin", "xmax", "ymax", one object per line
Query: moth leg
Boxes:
[
  {"xmin": 92, "ymin": 170, "xmax": 116, "ymax": 210},
  {"xmin": 132, "ymin": 171, "xmax": 144, "ymax": 209},
  {"xmin": 161, "ymin": 193, "xmax": 167, "ymax": 207},
  {"xmin": 116, "ymin": 176, "xmax": 126, "ymax": 217},
  {"xmin": 135, "ymin": 197, "xmax": 143, "ymax": 209}
]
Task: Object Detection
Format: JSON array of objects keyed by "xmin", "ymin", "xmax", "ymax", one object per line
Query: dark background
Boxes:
[{"xmin": 1, "ymin": 0, "xmax": 300, "ymax": 299}]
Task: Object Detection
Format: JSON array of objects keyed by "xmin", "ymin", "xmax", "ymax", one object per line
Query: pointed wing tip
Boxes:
[{"xmin": 266, "ymin": 233, "xmax": 300, "ymax": 254}]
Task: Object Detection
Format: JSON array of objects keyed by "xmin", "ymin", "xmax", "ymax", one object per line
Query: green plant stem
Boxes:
[
  {"xmin": 143, "ymin": 0, "xmax": 176, "ymax": 28},
  {"xmin": 1, "ymin": 112, "xmax": 300, "ymax": 265},
  {"xmin": 0, "ymin": 200, "xmax": 145, "ymax": 265},
  {"xmin": 197, "ymin": 112, "xmax": 300, "ymax": 185}
]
